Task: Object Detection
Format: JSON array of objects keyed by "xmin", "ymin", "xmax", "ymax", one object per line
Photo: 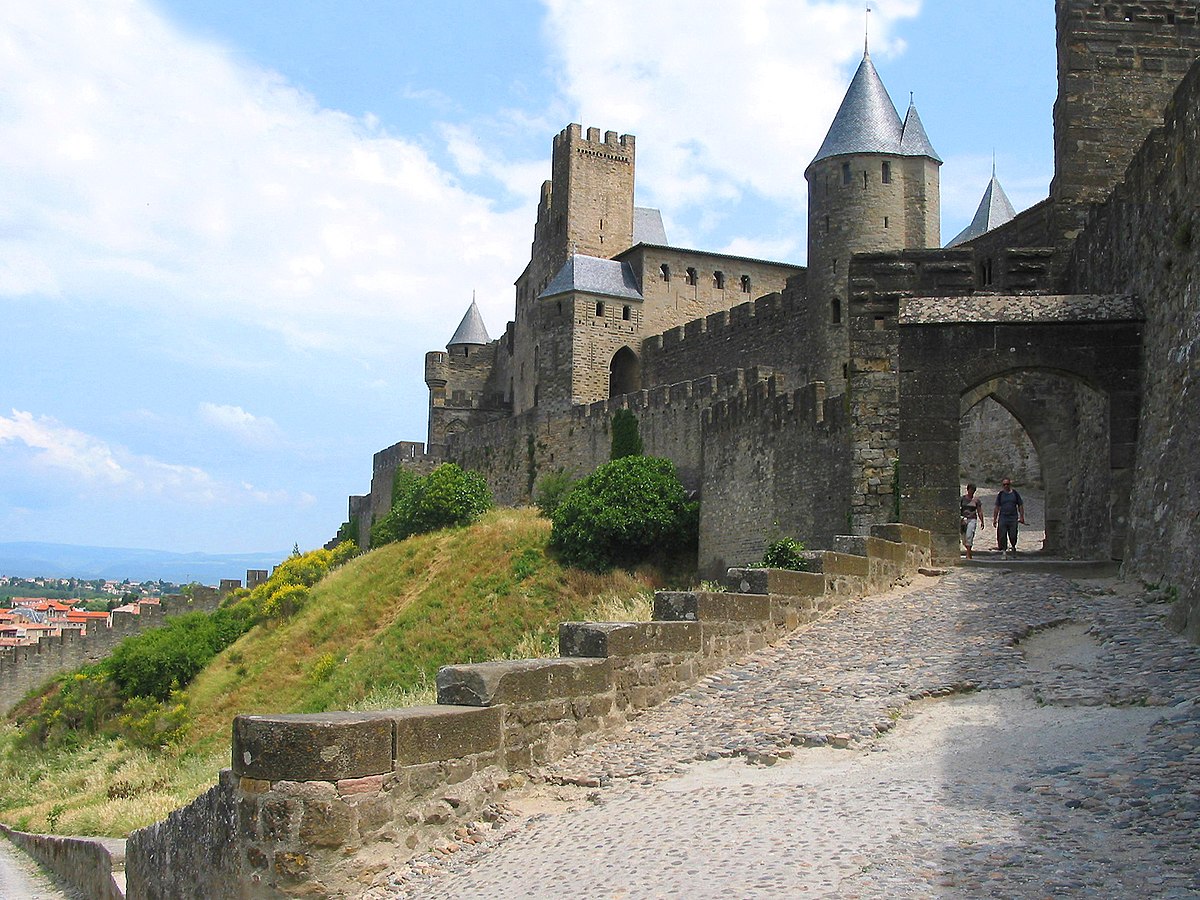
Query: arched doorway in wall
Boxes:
[
  {"xmin": 958, "ymin": 370, "xmax": 1111, "ymax": 559},
  {"xmin": 609, "ymin": 346, "xmax": 641, "ymax": 398}
]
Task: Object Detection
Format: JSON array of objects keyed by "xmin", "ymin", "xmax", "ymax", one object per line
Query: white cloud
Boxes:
[
  {"xmin": 0, "ymin": 409, "xmax": 300, "ymax": 507},
  {"xmin": 542, "ymin": 0, "xmax": 923, "ymax": 250},
  {"xmin": 198, "ymin": 402, "xmax": 283, "ymax": 447},
  {"xmin": 0, "ymin": 1, "xmax": 533, "ymax": 355}
]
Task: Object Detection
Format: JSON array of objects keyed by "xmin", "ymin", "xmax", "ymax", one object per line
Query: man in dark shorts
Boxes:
[{"xmin": 992, "ymin": 478, "xmax": 1025, "ymax": 559}]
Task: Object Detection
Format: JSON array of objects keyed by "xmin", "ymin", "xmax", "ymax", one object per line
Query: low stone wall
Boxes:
[
  {"xmin": 0, "ymin": 587, "xmax": 221, "ymax": 716},
  {"xmin": 0, "ymin": 825, "xmax": 125, "ymax": 900},
  {"xmin": 125, "ymin": 525, "xmax": 930, "ymax": 898}
]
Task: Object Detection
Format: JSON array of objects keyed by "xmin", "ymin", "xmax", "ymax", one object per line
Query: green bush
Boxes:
[
  {"xmin": 115, "ymin": 691, "xmax": 190, "ymax": 749},
  {"xmin": 534, "ymin": 471, "xmax": 576, "ymax": 518},
  {"xmin": 371, "ymin": 463, "xmax": 492, "ymax": 547},
  {"xmin": 550, "ymin": 456, "xmax": 697, "ymax": 572},
  {"xmin": 759, "ymin": 537, "xmax": 808, "ymax": 571},
  {"xmin": 610, "ymin": 409, "xmax": 644, "ymax": 459}
]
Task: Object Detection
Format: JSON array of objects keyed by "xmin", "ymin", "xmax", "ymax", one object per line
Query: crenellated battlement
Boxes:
[
  {"xmin": 702, "ymin": 380, "xmax": 838, "ymax": 433},
  {"xmin": 642, "ymin": 293, "xmax": 796, "ymax": 353},
  {"xmin": 553, "ymin": 123, "xmax": 635, "ymax": 160}
]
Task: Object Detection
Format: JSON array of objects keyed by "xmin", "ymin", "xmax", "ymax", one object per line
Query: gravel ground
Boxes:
[{"xmin": 367, "ymin": 567, "xmax": 1200, "ymax": 899}]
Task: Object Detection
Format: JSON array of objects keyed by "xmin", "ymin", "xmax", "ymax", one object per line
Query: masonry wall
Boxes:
[
  {"xmin": 618, "ymin": 245, "xmax": 803, "ymax": 341},
  {"xmin": 699, "ymin": 382, "xmax": 850, "ymax": 576},
  {"xmin": 447, "ymin": 367, "xmax": 781, "ymax": 506},
  {"xmin": 959, "ymin": 397, "xmax": 1042, "ymax": 488},
  {"xmin": 639, "ymin": 291, "xmax": 810, "ymax": 393},
  {"xmin": 0, "ymin": 589, "xmax": 221, "ymax": 715},
  {"xmin": 1052, "ymin": 0, "xmax": 1200, "ymax": 236},
  {"xmin": 1065, "ymin": 57, "xmax": 1200, "ymax": 639}
]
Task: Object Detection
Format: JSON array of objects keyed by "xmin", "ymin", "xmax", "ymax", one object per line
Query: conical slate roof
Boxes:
[
  {"xmin": 809, "ymin": 53, "xmax": 940, "ymax": 170},
  {"xmin": 447, "ymin": 299, "xmax": 490, "ymax": 348},
  {"xmin": 946, "ymin": 173, "xmax": 1017, "ymax": 247},
  {"xmin": 899, "ymin": 102, "xmax": 941, "ymax": 162},
  {"xmin": 539, "ymin": 253, "xmax": 643, "ymax": 301}
]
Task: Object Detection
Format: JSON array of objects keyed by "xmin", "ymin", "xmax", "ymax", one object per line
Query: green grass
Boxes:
[{"xmin": 0, "ymin": 507, "xmax": 678, "ymax": 835}]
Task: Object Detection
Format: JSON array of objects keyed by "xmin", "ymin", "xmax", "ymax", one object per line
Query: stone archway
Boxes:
[
  {"xmin": 609, "ymin": 346, "xmax": 641, "ymax": 398},
  {"xmin": 959, "ymin": 371, "xmax": 1111, "ymax": 559}
]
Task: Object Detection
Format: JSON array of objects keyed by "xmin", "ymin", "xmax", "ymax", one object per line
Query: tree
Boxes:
[
  {"xmin": 550, "ymin": 456, "xmax": 697, "ymax": 572},
  {"xmin": 371, "ymin": 463, "xmax": 493, "ymax": 548},
  {"xmin": 610, "ymin": 408, "xmax": 643, "ymax": 459}
]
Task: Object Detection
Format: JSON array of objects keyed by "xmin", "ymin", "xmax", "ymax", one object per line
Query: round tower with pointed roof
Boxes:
[{"xmin": 804, "ymin": 51, "xmax": 942, "ymax": 388}]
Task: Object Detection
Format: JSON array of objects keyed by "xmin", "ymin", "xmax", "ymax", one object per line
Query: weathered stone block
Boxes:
[
  {"xmin": 389, "ymin": 705, "xmax": 502, "ymax": 767},
  {"xmin": 233, "ymin": 712, "xmax": 393, "ymax": 782},
  {"xmin": 724, "ymin": 567, "xmax": 825, "ymax": 597},
  {"xmin": 558, "ymin": 621, "xmax": 702, "ymax": 657},
  {"xmin": 653, "ymin": 591, "xmax": 771, "ymax": 622},
  {"xmin": 435, "ymin": 657, "xmax": 612, "ymax": 706}
]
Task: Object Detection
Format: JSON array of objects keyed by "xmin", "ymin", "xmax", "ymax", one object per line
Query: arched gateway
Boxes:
[{"xmin": 848, "ymin": 291, "xmax": 1143, "ymax": 565}]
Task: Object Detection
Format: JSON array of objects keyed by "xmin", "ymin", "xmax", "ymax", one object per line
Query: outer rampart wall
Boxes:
[
  {"xmin": 0, "ymin": 588, "xmax": 221, "ymax": 714},
  {"xmin": 699, "ymin": 381, "xmax": 850, "ymax": 575},
  {"xmin": 1065, "ymin": 57, "xmax": 1200, "ymax": 639},
  {"xmin": 125, "ymin": 528, "xmax": 932, "ymax": 899}
]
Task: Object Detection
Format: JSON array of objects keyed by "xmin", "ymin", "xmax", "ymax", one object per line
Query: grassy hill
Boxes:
[{"xmin": 0, "ymin": 507, "xmax": 673, "ymax": 836}]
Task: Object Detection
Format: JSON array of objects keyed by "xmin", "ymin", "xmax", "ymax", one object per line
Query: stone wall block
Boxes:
[
  {"xmin": 558, "ymin": 620, "xmax": 702, "ymax": 657},
  {"xmin": 390, "ymin": 705, "xmax": 503, "ymax": 768},
  {"xmin": 233, "ymin": 712, "xmax": 394, "ymax": 782},
  {"xmin": 435, "ymin": 657, "xmax": 612, "ymax": 706}
]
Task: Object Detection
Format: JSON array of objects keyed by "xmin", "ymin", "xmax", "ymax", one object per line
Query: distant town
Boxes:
[{"xmin": 0, "ymin": 575, "xmax": 184, "ymax": 647}]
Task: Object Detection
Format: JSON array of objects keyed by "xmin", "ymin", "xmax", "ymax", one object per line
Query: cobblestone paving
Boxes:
[{"xmin": 370, "ymin": 569, "xmax": 1200, "ymax": 898}]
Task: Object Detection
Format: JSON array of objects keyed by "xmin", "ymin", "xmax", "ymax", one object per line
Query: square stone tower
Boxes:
[{"xmin": 510, "ymin": 125, "xmax": 636, "ymax": 414}]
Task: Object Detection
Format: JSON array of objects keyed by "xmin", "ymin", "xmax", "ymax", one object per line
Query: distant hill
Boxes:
[{"xmin": 0, "ymin": 542, "xmax": 288, "ymax": 586}]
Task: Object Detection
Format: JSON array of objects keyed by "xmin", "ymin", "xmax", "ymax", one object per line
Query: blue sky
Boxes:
[{"xmin": 0, "ymin": 0, "xmax": 1056, "ymax": 555}]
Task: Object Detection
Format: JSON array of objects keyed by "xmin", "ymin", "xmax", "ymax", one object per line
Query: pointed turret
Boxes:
[
  {"xmin": 809, "ymin": 53, "xmax": 902, "ymax": 168},
  {"xmin": 946, "ymin": 172, "xmax": 1017, "ymax": 247},
  {"xmin": 899, "ymin": 101, "xmax": 941, "ymax": 162},
  {"xmin": 446, "ymin": 298, "xmax": 490, "ymax": 350},
  {"xmin": 809, "ymin": 54, "xmax": 941, "ymax": 171}
]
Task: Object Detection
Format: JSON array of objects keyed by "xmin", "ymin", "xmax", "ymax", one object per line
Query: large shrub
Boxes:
[
  {"xmin": 371, "ymin": 463, "xmax": 492, "ymax": 547},
  {"xmin": 550, "ymin": 456, "xmax": 697, "ymax": 572},
  {"xmin": 534, "ymin": 471, "xmax": 576, "ymax": 519}
]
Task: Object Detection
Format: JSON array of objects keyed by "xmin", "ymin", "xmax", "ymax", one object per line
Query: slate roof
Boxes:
[
  {"xmin": 946, "ymin": 173, "xmax": 1017, "ymax": 247},
  {"xmin": 809, "ymin": 53, "xmax": 941, "ymax": 169},
  {"xmin": 447, "ymin": 299, "xmax": 490, "ymax": 348},
  {"xmin": 633, "ymin": 207, "xmax": 668, "ymax": 246},
  {"xmin": 539, "ymin": 254, "xmax": 644, "ymax": 301}
]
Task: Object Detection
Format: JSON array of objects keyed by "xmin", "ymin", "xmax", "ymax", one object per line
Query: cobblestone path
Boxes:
[{"xmin": 372, "ymin": 569, "xmax": 1200, "ymax": 898}]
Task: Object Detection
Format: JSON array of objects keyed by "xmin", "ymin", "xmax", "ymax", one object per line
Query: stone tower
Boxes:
[
  {"xmin": 804, "ymin": 51, "xmax": 941, "ymax": 389},
  {"xmin": 1052, "ymin": 0, "xmax": 1200, "ymax": 242},
  {"xmin": 509, "ymin": 125, "xmax": 636, "ymax": 414}
]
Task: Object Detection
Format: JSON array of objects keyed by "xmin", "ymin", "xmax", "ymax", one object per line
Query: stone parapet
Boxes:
[{"xmin": 127, "ymin": 525, "xmax": 932, "ymax": 898}]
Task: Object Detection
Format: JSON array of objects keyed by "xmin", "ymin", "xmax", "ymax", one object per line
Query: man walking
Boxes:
[{"xmin": 993, "ymin": 478, "xmax": 1025, "ymax": 559}]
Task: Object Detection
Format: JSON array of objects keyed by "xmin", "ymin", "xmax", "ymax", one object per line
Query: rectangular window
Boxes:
[
  {"xmin": 595, "ymin": 302, "xmax": 605, "ymax": 317},
  {"xmin": 842, "ymin": 162, "xmax": 851, "ymax": 185},
  {"xmin": 622, "ymin": 305, "xmax": 631, "ymax": 321},
  {"xmin": 882, "ymin": 161, "xmax": 891, "ymax": 184}
]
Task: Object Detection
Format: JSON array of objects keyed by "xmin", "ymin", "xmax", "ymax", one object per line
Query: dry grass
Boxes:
[{"xmin": 0, "ymin": 507, "xmax": 687, "ymax": 835}]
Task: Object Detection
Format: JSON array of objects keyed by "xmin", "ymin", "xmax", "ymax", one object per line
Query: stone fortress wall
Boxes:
[
  {"xmin": 347, "ymin": 3, "xmax": 1200, "ymax": 618},
  {"xmin": 1064, "ymin": 46, "xmax": 1200, "ymax": 638},
  {"xmin": 0, "ymin": 586, "xmax": 223, "ymax": 715}
]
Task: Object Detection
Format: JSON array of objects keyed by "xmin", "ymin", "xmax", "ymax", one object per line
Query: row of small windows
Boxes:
[
  {"xmin": 594, "ymin": 302, "xmax": 633, "ymax": 320},
  {"xmin": 659, "ymin": 264, "xmax": 751, "ymax": 292},
  {"xmin": 840, "ymin": 160, "xmax": 891, "ymax": 186}
]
